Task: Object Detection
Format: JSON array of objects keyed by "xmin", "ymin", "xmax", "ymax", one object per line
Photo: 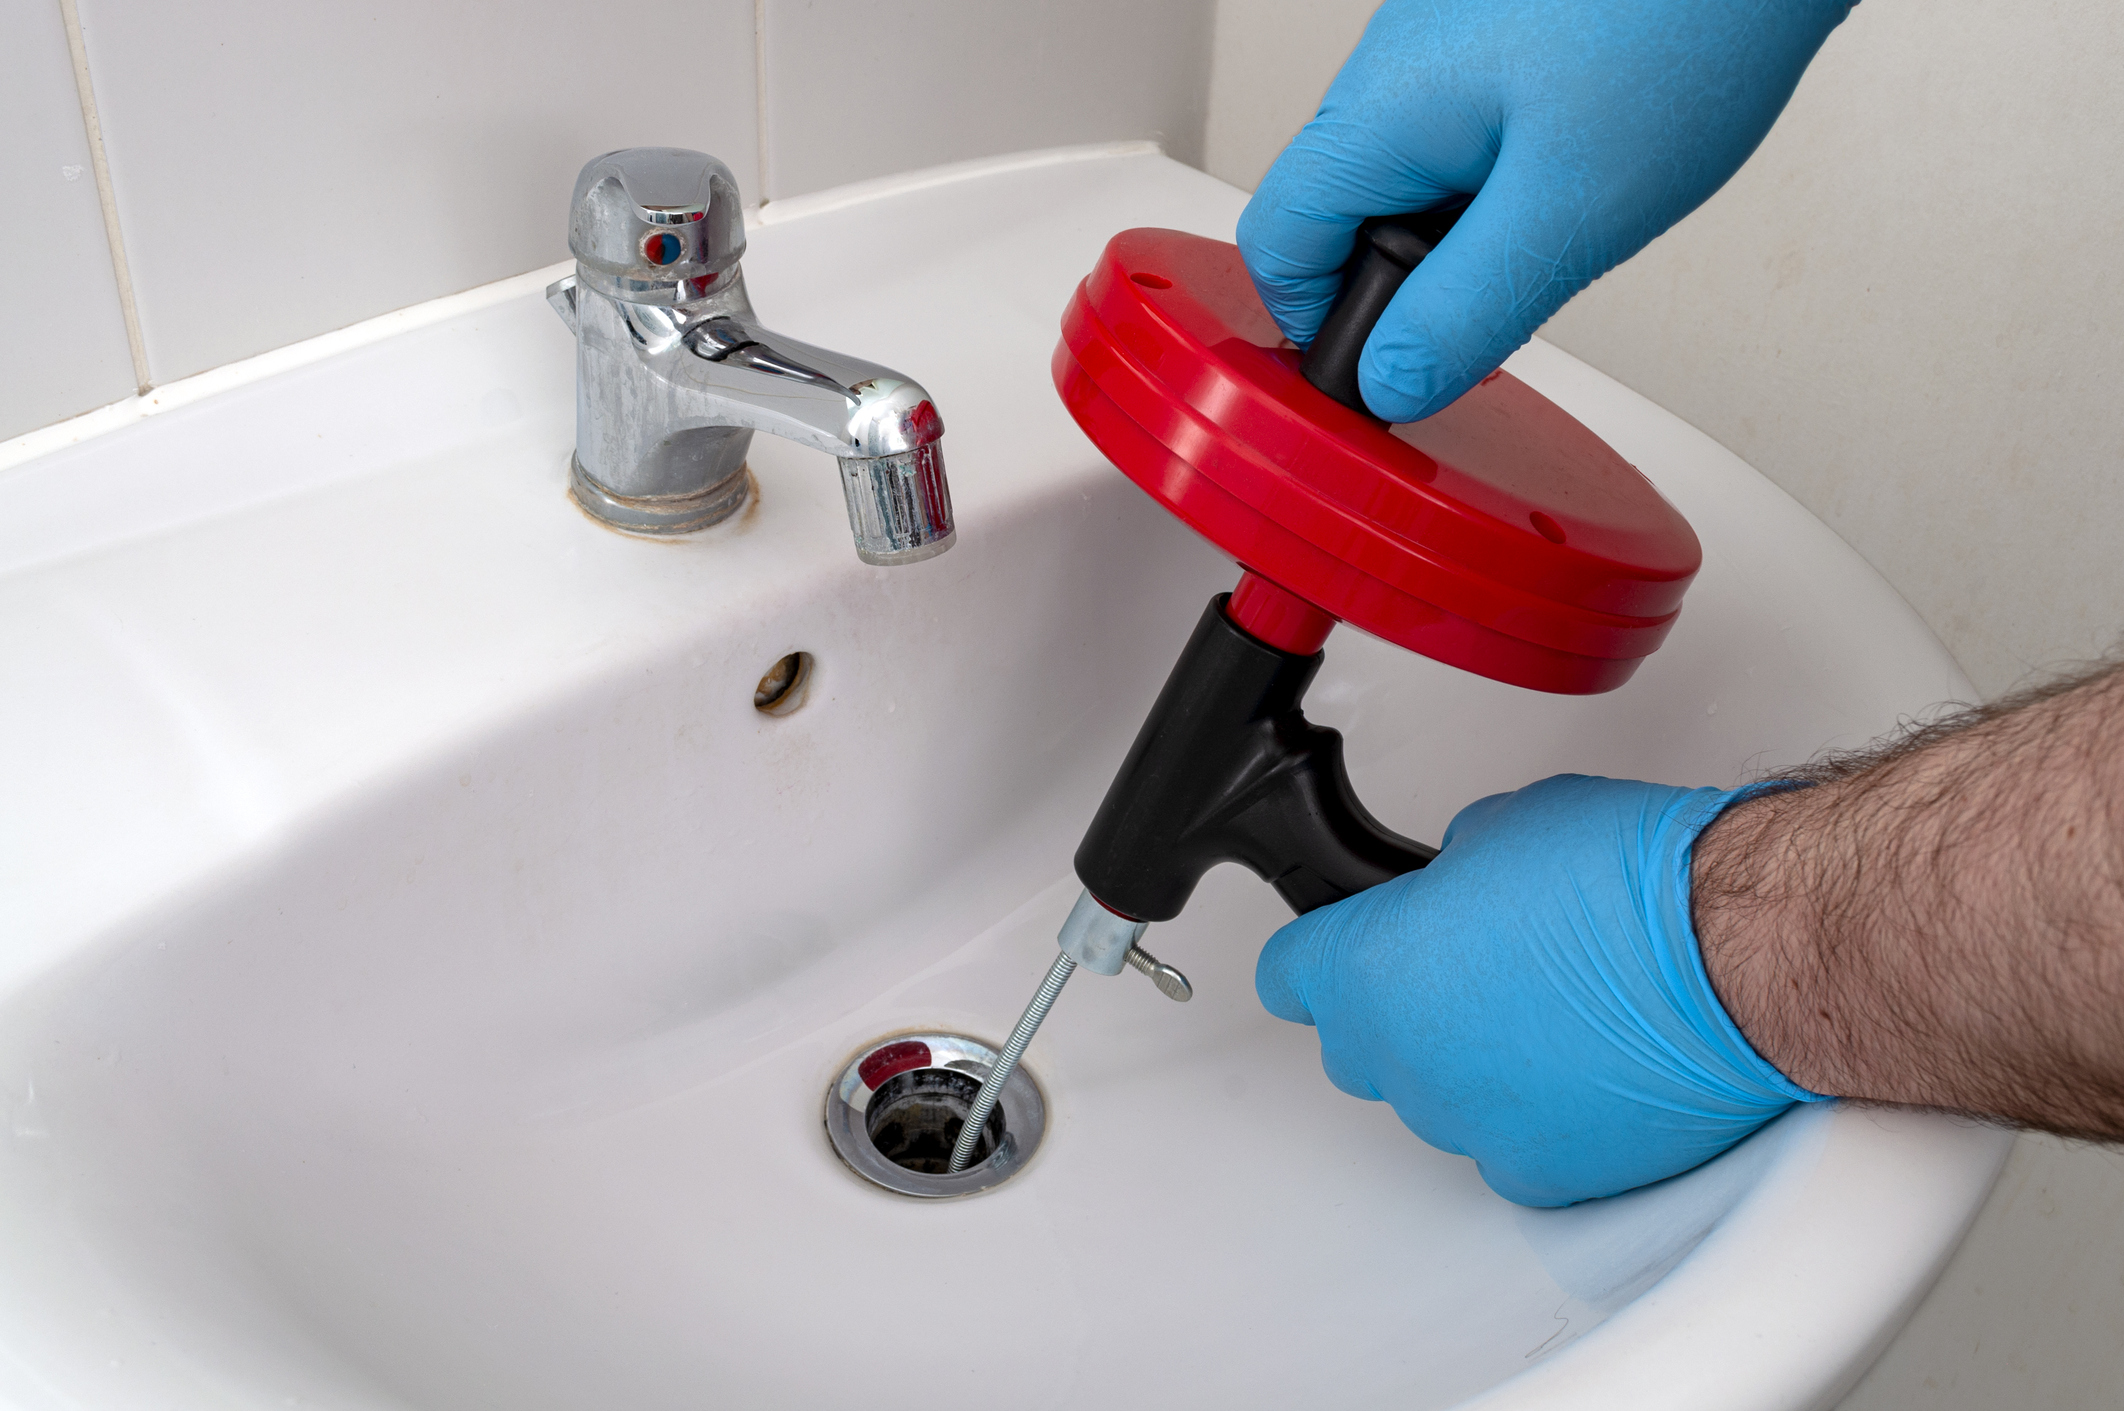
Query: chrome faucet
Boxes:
[{"xmin": 546, "ymin": 148, "xmax": 954, "ymax": 563}]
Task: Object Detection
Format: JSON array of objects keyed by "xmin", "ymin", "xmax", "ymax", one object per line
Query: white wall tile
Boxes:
[
  {"xmin": 1202, "ymin": 0, "xmax": 1371, "ymax": 191},
  {"xmin": 759, "ymin": 0, "xmax": 1214, "ymax": 202},
  {"xmin": 0, "ymin": 1, "xmax": 136, "ymax": 441},
  {"xmin": 74, "ymin": 0, "xmax": 760, "ymax": 385}
]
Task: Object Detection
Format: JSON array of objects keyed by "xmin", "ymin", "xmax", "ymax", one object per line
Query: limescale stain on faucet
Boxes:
[{"xmin": 547, "ymin": 147, "xmax": 953, "ymax": 563}]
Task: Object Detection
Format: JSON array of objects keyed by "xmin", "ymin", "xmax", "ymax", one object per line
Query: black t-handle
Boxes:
[{"xmin": 1299, "ymin": 205, "xmax": 1468, "ymax": 415}]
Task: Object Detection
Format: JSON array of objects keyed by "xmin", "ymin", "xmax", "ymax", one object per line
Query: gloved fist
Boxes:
[
  {"xmin": 1255, "ymin": 774, "xmax": 1824, "ymax": 1207},
  {"xmin": 1237, "ymin": 0, "xmax": 1857, "ymax": 422}
]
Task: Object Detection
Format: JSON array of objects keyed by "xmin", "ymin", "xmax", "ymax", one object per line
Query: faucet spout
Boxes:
[{"xmin": 548, "ymin": 148, "xmax": 954, "ymax": 563}]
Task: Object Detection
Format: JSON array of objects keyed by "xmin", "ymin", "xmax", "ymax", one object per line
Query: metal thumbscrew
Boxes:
[{"xmin": 1125, "ymin": 943, "xmax": 1192, "ymax": 1001}]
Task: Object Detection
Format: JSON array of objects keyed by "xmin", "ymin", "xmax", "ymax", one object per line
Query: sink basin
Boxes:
[{"xmin": 0, "ymin": 147, "xmax": 2008, "ymax": 1411}]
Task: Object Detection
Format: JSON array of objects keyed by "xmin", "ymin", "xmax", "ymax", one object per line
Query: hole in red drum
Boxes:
[
  {"xmin": 1130, "ymin": 272, "xmax": 1172, "ymax": 289},
  {"xmin": 858, "ymin": 1040, "xmax": 932, "ymax": 1090},
  {"xmin": 1529, "ymin": 511, "xmax": 1567, "ymax": 544}
]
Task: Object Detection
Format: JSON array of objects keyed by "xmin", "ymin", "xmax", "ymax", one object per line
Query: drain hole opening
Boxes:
[
  {"xmin": 754, "ymin": 651, "xmax": 814, "ymax": 715},
  {"xmin": 865, "ymin": 1067, "xmax": 1004, "ymax": 1174},
  {"xmin": 828, "ymin": 1033, "xmax": 1043, "ymax": 1196}
]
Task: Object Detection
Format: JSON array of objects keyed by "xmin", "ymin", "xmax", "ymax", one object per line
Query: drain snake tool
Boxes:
[
  {"xmin": 953, "ymin": 211, "xmax": 1705, "ymax": 1176},
  {"xmin": 949, "ymin": 902, "xmax": 1190, "ymax": 1173}
]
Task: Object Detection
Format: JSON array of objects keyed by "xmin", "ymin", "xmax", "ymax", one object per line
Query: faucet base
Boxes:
[{"xmin": 568, "ymin": 455, "xmax": 752, "ymax": 536}]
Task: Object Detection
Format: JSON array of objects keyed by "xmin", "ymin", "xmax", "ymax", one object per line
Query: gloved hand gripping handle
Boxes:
[{"xmin": 1301, "ymin": 206, "xmax": 1466, "ymax": 415}]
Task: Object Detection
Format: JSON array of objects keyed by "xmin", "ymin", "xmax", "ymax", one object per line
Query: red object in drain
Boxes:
[
  {"xmin": 1053, "ymin": 230, "xmax": 1704, "ymax": 694},
  {"xmin": 857, "ymin": 1040, "xmax": 932, "ymax": 1090}
]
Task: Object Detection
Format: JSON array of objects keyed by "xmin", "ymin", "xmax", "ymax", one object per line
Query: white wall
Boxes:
[
  {"xmin": 0, "ymin": 0, "xmax": 1214, "ymax": 442},
  {"xmin": 1202, "ymin": 0, "xmax": 1376, "ymax": 195},
  {"xmin": 1204, "ymin": 1, "xmax": 2124, "ymax": 1406},
  {"xmin": 760, "ymin": 0, "xmax": 1212, "ymax": 199},
  {"xmin": 0, "ymin": 0, "xmax": 138, "ymax": 435}
]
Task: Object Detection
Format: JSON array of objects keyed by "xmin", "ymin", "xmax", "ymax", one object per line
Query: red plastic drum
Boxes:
[{"xmin": 1052, "ymin": 229, "xmax": 1703, "ymax": 694}]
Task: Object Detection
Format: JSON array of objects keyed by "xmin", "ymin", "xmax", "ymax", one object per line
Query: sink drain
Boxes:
[{"xmin": 825, "ymin": 1033, "xmax": 1046, "ymax": 1198}]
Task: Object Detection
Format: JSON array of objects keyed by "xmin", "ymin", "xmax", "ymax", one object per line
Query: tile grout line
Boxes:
[
  {"xmin": 56, "ymin": 0, "xmax": 150, "ymax": 395},
  {"xmin": 752, "ymin": 0, "xmax": 772, "ymax": 205}
]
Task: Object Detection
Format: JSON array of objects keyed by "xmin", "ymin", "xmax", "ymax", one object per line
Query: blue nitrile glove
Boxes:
[
  {"xmin": 1255, "ymin": 774, "xmax": 1826, "ymax": 1207},
  {"xmin": 1237, "ymin": 0, "xmax": 1857, "ymax": 422}
]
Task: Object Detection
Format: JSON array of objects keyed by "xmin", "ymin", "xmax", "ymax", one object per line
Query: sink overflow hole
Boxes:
[
  {"xmin": 755, "ymin": 651, "xmax": 814, "ymax": 715},
  {"xmin": 865, "ymin": 1068, "xmax": 1003, "ymax": 1174}
]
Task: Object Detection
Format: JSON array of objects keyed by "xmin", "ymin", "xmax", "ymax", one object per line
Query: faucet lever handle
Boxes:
[{"xmin": 568, "ymin": 148, "xmax": 746, "ymax": 306}]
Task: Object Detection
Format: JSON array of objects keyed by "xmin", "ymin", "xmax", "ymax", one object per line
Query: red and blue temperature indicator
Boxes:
[{"xmin": 642, "ymin": 231, "xmax": 684, "ymax": 266}]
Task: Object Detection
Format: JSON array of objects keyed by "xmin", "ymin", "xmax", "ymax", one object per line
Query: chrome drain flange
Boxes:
[{"xmin": 826, "ymin": 1033, "xmax": 1046, "ymax": 1198}]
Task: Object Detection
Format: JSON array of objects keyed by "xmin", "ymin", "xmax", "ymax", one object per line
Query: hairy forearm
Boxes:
[{"xmin": 1694, "ymin": 662, "xmax": 2124, "ymax": 1137}]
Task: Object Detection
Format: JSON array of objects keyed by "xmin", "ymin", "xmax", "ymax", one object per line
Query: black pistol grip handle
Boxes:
[{"xmin": 1073, "ymin": 596, "xmax": 1436, "ymax": 923}]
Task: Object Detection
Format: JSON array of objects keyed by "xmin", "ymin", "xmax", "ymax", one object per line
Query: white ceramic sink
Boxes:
[{"xmin": 0, "ymin": 148, "xmax": 2008, "ymax": 1411}]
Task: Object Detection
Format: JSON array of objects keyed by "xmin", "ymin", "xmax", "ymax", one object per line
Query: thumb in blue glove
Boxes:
[
  {"xmin": 1255, "ymin": 774, "xmax": 1825, "ymax": 1207},
  {"xmin": 1237, "ymin": 0, "xmax": 1857, "ymax": 422}
]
